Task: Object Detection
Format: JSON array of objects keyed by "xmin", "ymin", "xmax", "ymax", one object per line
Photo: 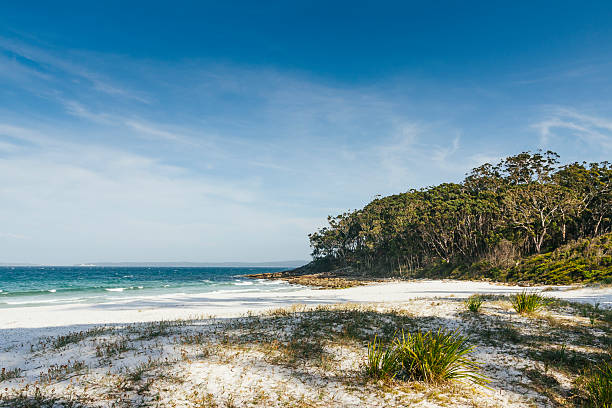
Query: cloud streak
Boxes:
[
  {"xmin": 534, "ymin": 107, "xmax": 612, "ymax": 151},
  {"xmin": 0, "ymin": 36, "xmax": 150, "ymax": 103}
]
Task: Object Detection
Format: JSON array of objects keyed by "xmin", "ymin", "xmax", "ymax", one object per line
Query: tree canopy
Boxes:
[{"xmin": 307, "ymin": 151, "xmax": 612, "ymax": 283}]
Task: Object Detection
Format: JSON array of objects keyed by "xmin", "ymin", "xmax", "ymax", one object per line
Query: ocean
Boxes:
[{"xmin": 0, "ymin": 266, "xmax": 295, "ymax": 308}]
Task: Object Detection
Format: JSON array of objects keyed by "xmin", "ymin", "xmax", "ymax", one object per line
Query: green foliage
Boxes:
[
  {"xmin": 365, "ymin": 329, "xmax": 488, "ymax": 386},
  {"xmin": 305, "ymin": 151, "xmax": 612, "ymax": 284},
  {"xmin": 464, "ymin": 295, "xmax": 483, "ymax": 312},
  {"xmin": 507, "ymin": 233, "xmax": 612, "ymax": 284},
  {"xmin": 365, "ymin": 335, "xmax": 400, "ymax": 380},
  {"xmin": 584, "ymin": 361, "xmax": 612, "ymax": 408},
  {"xmin": 511, "ymin": 291, "xmax": 547, "ymax": 314},
  {"xmin": 393, "ymin": 329, "xmax": 488, "ymax": 385}
]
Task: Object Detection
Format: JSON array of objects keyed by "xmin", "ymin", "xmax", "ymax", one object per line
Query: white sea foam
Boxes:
[
  {"xmin": 105, "ymin": 288, "xmax": 125, "ymax": 292},
  {"xmin": 257, "ymin": 279, "xmax": 286, "ymax": 285},
  {"xmin": 48, "ymin": 289, "xmax": 56, "ymax": 293}
]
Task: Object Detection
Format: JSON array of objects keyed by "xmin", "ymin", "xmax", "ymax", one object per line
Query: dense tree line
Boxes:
[{"xmin": 308, "ymin": 151, "xmax": 612, "ymax": 278}]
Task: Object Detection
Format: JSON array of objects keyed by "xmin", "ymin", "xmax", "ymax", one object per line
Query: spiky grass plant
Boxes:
[
  {"xmin": 393, "ymin": 329, "xmax": 488, "ymax": 385},
  {"xmin": 511, "ymin": 291, "xmax": 547, "ymax": 314},
  {"xmin": 464, "ymin": 295, "xmax": 483, "ymax": 313},
  {"xmin": 365, "ymin": 335, "xmax": 399, "ymax": 380},
  {"xmin": 365, "ymin": 329, "xmax": 488, "ymax": 386},
  {"xmin": 584, "ymin": 361, "xmax": 612, "ymax": 408}
]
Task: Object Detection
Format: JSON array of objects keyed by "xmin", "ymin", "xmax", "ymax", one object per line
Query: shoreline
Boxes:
[{"xmin": 2, "ymin": 279, "xmax": 611, "ymax": 332}]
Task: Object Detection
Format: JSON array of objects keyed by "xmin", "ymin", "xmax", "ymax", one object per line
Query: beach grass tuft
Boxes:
[
  {"xmin": 511, "ymin": 291, "xmax": 547, "ymax": 314},
  {"xmin": 365, "ymin": 335, "xmax": 399, "ymax": 380},
  {"xmin": 464, "ymin": 294, "xmax": 483, "ymax": 313},
  {"xmin": 95, "ymin": 337, "xmax": 131, "ymax": 358},
  {"xmin": 584, "ymin": 361, "xmax": 612, "ymax": 408},
  {"xmin": 365, "ymin": 329, "xmax": 488, "ymax": 386},
  {"xmin": 51, "ymin": 327, "xmax": 111, "ymax": 349}
]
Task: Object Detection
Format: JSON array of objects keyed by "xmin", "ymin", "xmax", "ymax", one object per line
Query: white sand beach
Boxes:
[
  {"xmin": 2, "ymin": 280, "xmax": 611, "ymax": 331},
  {"xmin": 1, "ymin": 280, "xmax": 611, "ymax": 407}
]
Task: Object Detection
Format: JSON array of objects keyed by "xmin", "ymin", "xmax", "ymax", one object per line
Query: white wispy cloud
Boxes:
[
  {"xmin": 534, "ymin": 107, "xmax": 612, "ymax": 151},
  {"xmin": 63, "ymin": 100, "xmax": 114, "ymax": 124},
  {"xmin": 0, "ymin": 36, "xmax": 150, "ymax": 103},
  {"xmin": 124, "ymin": 120, "xmax": 194, "ymax": 144},
  {"xmin": 508, "ymin": 58, "xmax": 612, "ymax": 86}
]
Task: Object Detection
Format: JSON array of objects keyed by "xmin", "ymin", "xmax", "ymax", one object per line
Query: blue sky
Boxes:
[{"xmin": 1, "ymin": 1, "xmax": 612, "ymax": 264}]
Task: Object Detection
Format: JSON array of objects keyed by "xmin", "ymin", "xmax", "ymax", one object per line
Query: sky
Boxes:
[{"xmin": 1, "ymin": 1, "xmax": 612, "ymax": 264}]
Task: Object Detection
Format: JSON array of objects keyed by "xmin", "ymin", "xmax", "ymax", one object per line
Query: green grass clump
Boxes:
[
  {"xmin": 394, "ymin": 329, "xmax": 488, "ymax": 384},
  {"xmin": 365, "ymin": 335, "xmax": 399, "ymax": 379},
  {"xmin": 365, "ymin": 329, "xmax": 487, "ymax": 385},
  {"xmin": 511, "ymin": 291, "xmax": 547, "ymax": 314},
  {"xmin": 584, "ymin": 361, "xmax": 612, "ymax": 408},
  {"xmin": 464, "ymin": 295, "xmax": 483, "ymax": 312}
]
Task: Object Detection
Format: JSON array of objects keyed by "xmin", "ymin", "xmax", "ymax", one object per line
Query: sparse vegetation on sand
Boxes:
[
  {"xmin": 1, "ymin": 295, "xmax": 610, "ymax": 407},
  {"xmin": 0, "ymin": 368, "xmax": 21, "ymax": 382}
]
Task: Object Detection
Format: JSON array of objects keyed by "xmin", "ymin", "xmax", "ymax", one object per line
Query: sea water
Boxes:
[{"xmin": 0, "ymin": 266, "xmax": 295, "ymax": 308}]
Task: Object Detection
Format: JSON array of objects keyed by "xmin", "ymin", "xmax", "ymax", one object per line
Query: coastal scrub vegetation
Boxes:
[{"xmin": 305, "ymin": 151, "xmax": 612, "ymax": 283}]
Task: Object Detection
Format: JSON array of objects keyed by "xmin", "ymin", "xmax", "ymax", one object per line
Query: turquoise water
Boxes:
[{"xmin": 0, "ymin": 266, "xmax": 294, "ymax": 308}]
